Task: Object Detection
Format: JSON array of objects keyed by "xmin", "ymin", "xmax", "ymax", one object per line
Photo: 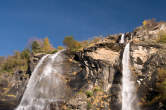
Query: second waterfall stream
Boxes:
[
  {"xmin": 121, "ymin": 35, "xmax": 139, "ymax": 110},
  {"xmin": 15, "ymin": 34, "xmax": 139, "ymax": 110},
  {"xmin": 15, "ymin": 50, "xmax": 69, "ymax": 110}
]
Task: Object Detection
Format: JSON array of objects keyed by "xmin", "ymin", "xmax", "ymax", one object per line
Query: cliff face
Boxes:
[
  {"xmin": 61, "ymin": 22, "xmax": 166, "ymax": 110},
  {"xmin": 1, "ymin": 22, "xmax": 166, "ymax": 110},
  {"xmin": 130, "ymin": 23, "xmax": 166, "ymax": 110}
]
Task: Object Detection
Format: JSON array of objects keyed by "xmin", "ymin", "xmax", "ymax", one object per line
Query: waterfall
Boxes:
[
  {"xmin": 122, "ymin": 43, "xmax": 138, "ymax": 110},
  {"xmin": 16, "ymin": 50, "xmax": 68, "ymax": 110},
  {"xmin": 120, "ymin": 34, "xmax": 125, "ymax": 43}
]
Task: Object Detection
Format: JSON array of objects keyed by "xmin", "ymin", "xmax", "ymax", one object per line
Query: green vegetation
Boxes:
[
  {"xmin": 143, "ymin": 68, "xmax": 166, "ymax": 106},
  {"xmin": 87, "ymin": 101, "xmax": 92, "ymax": 110},
  {"xmin": 0, "ymin": 50, "xmax": 30, "ymax": 73},
  {"xmin": 157, "ymin": 31, "xmax": 166, "ymax": 43},
  {"xmin": 85, "ymin": 90, "xmax": 93, "ymax": 98},
  {"xmin": 94, "ymin": 86, "xmax": 103, "ymax": 92},
  {"xmin": 31, "ymin": 41, "xmax": 41, "ymax": 53},
  {"xmin": 31, "ymin": 37, "xmax": 55, "ymax": 54},
  {"xmin": 142, "ymin": 18, "xmax": 157, "ymax": 28},
  {"xmin": 42, "ymin": 37, "xmax": 54, "ymax": 53},
  {"xmin": 63, "ymin": 36, "xmax": 81, "ymax": 51},
  {"xmin": 157, "ymin": 68, "xmax": 166, "ymax": 100},
  {"xmin": 57, "ymin": 46, "xmax": 64, "ymax": 50},
  {"xmin": 0, "ymin": 37, "xmax": 56, "ymax": 74},
  {"xmin": 21, "ymin": 49, "xmax": 31, "ymax": 59},
  {"xmin": 0, "ymin": 35, "xmax": 103, "ymax": 76},
  {"xmin": 63, "ymin": 36, "xmax": 102, "ymax": 52}
]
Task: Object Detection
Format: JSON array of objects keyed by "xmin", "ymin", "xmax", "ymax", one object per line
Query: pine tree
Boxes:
[{"xmin": 32, "ymin": 41, "xmax": 41, "ymax": 53}]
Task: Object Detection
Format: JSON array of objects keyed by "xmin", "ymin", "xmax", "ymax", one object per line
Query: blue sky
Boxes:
[{"xmin": 0, "ymin": 0, "xmax": 166, "ymax": 56}]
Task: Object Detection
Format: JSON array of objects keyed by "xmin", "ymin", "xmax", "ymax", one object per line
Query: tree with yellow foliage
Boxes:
[
  {"xmin": 57, "ymin": 46, "xmax": 64, "ymax": 50},
  {"xmin": 63, "ymin": 36, "xmax": 81, "ymax": 51},
  {"xmin": 142, "ymin": 18, "xmax": 157, "ymax": 28},
  {"xmin": 42, "ymin": 37, "xmax": 54, "ymax": 53}
]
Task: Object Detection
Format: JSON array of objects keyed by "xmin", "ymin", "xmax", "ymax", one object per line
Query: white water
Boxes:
[
  {"xmin": 120, "ymin": 34, "xmax": 125, "ymax": 43},
  {"xmin": 16, "ymin": 50, "xmax": 67, "ymax": 110},
  {"xmin": 122, "ymin": 43, "xmax": 138, "ymax": 110}
]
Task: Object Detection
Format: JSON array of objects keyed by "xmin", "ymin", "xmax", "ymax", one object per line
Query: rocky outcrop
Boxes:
[
  {"xmin": 0, "ymin": 53, "xmax": 44, "ymax": 110},
  {"xmin": 0, "ymin": 72, "xmax": 29, "ymax": 110},
  {"xmin": 61, "ymin": 22, "xmax": 166, "ymax": 110},
  {"xmin": 1, "ymin": 22, "xmax": 166, "ymax": 110}
]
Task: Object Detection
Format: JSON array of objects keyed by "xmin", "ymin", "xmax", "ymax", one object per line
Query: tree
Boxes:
[
  {"xmin": 42, "ymin": 37, "xmax": 54, "ymax": 52},
  {"xmin": 21, "ymin": 49, "xmax": 31, "ymax": 59},
  {"xmin": 57, "ymin": 46, "xmax": 64, "ymax": 50},
  {"xmin": 63, "ymin": 36, "xmax": 81, "ymax": 51},
  {"xmin": 142, "ymin": 18, "xmax": 157, "ymax": 28},
  {"xmin": 14, "ymin": 51, "xmax": 21, "ymax": 59},
  {"xmin": 31, "ymin": 41, "xmax": 41, "ymax": 53}
]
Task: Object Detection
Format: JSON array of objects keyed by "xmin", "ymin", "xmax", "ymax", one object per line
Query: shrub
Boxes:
[
  {"xmin": 21, "ymin": 49, "xmax": 31, "ymax": 60},
  {"xmin": 42, "ymin": 37, "xmax": 54, "ymax": 52},
  {"xmin": 142, "ymin": 18, "xmax": 157, "ymax": 28},
  {"xmin": 93, "ymin": 86, "xmax": 102, "ymax": 92},
  {"xmin": 57, "ymin": 46, "xmax": 64, "ymax": 50},
  {"xmin": 87, "ymin": 101, "xmax": 92, "ymax": 110},
  {"xmin": 0, "ymin": 51, "xmax": 28, "ymax": 73},
  {"xmin": 157, "ymin": 31, "xmax": 166, "ymax": 43},
  {"xmin": 31, "ymin": 41, "xmax": 41, "ymax": 53},
  {"xmin": 63, "ymin": 36, "xmax": 81, "ymax": 51},
  {"xmin": 157, "ymin": 68, "xmax": 166, "ymax": 100},
  {"xmin": 158, "ymin": 68, "xmax": 166, "ymax": 81},
  {"xmin": 80, "ymin": 40, "xmax": 89, "ymax": 47},
  {"xmin": 85, "ymin": 91, "xmax": 93, "ymax": 98},
  {"xmin": 29, "ymin": 37, "xmax": 55, "ymax": 54},
  {"xmin": 159, "ymin": 80, "xmax": 166, "ymax": 100},
  {"xmin": 50, "ymin": 49, "xmax": 58, "ymax": 54},
  {"xmin": 91, "ymin": 37, "xmax": 102, "ymax": 43}
]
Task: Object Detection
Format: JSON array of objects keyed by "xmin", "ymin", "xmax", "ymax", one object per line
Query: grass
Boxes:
[
  {"xmin": 85, "ymin": 91, "xmax": 93, "ymax": 98},
  {"xmin": 87, "ymin": 101, "xmax": 92, "ymax": 110}
]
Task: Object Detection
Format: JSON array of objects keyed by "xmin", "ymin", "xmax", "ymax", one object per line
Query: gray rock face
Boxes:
[
  {"xmin": 0, "ymin": 72, "xmax": 29, "ymax": 110},
  {"xmin": 1, "ymin": 22, "xmax": 166, "ymax": 110},
  {"xmin": 63, "ymin": 22, "xmax": 166, "ymax": 110}
]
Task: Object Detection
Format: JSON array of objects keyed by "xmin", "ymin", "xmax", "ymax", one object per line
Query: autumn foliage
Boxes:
[
  {"xmin": 30, "ymin": 37, "xmax": 55, "ymax": 53},
  {"xmin": 63, "ymin": 36, "xmax": 81, "ymax": 51}
]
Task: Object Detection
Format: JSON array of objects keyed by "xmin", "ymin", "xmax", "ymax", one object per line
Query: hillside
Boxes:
[{"xmin": 0, "ymin": 20, "xmax": 166, "ymax": 110}]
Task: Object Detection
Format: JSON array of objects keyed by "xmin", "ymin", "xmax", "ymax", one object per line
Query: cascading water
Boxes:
[
  {"xmin": 122, "ymin": 43, "xmax": 138, "ymax": 110},
  {"xmin": 120, "ymin": 34, "xmax": 125, "ymax": 43},
  {"xmin": 16, "ymin": 50, "xmax": 69, "ymax": 110}
]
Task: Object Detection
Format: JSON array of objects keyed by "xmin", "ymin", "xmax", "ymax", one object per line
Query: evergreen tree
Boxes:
[{"xmin": 32, "ymin": 41, "xmax": 41, "ymax": 53}]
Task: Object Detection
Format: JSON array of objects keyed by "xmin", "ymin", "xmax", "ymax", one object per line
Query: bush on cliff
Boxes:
[
  {"xmin": 63, "ymin": 36, "xmax": 82, "ymax": 51},
  {"xmin": 42, "ymin": 37, "xmax": 55, "ymax": 53},
  {"xmin": 0, "ymin": 37, "xmax": 57, "ymax": 74},
  {"xmin": 157, "ymin": 68, "xmax": 166, "ymax": 100},
  {"xmin": 30, "ymin": 37, "xmax": 55, "ymax": 54},
  {"xmin": 0, "ymin": 51, "xmax": 29, "ymax": 73},
  {"xmin": 63, "ymin": 36, "xmax": 103, "ymax": 52},
  {"xmin": 157, "ymin": 31, "xmax": 166, "ymax": 43},
  {"xmin": 21, "ymin": 49, "xmax": 31, "ymax": 59},
  {"xmin": 142, "ymin": 18, "xmax": 157, "ymax": 28}
]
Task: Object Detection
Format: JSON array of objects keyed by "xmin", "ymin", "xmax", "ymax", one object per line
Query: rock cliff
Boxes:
[{"xmin": 1, "ymin": 21, "xmax": 166, "ymax": 110}]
